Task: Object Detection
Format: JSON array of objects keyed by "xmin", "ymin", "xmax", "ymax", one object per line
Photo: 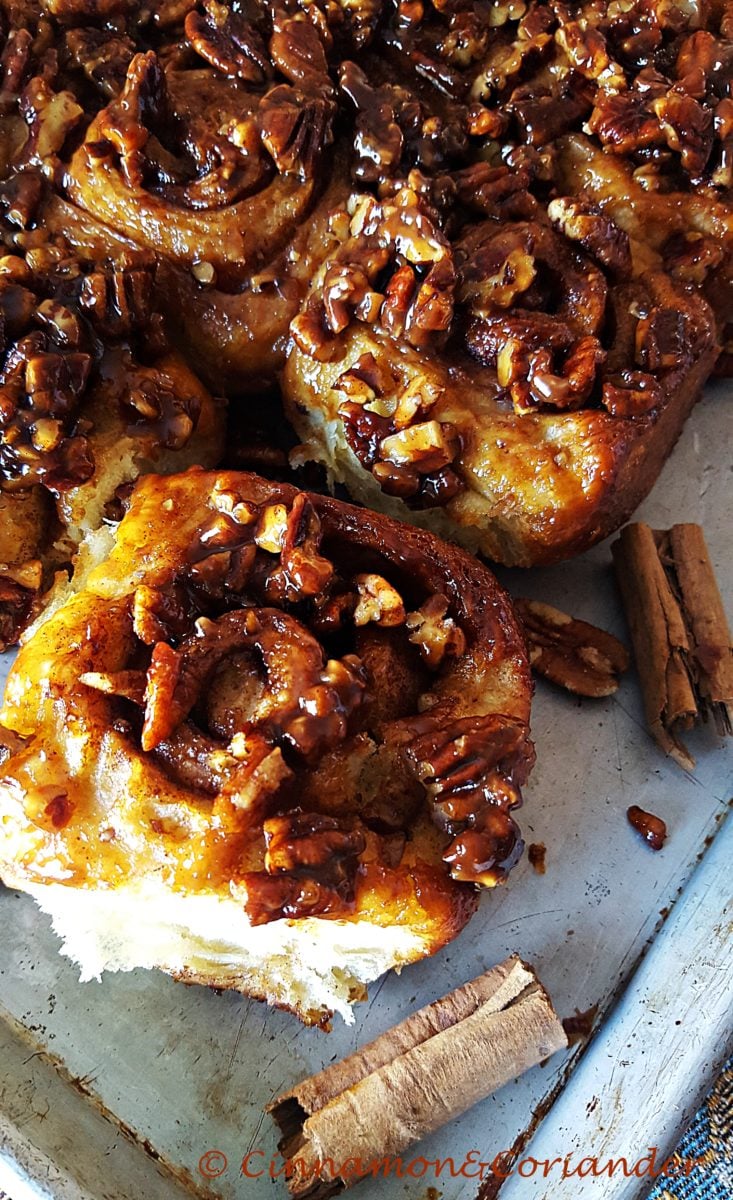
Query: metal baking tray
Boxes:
[{"xmin": 1, "ymin": 383, "xmax": 731, "ymax": 1200}]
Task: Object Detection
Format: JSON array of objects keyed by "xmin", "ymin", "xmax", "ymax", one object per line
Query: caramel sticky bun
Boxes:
[
  {"xmin": 0, "ymin": 469, "xmax": 532, "ymax": 1023},
  {"xmin": 0, "ymin": 207, "xmax": 223, "ymax": 649}
]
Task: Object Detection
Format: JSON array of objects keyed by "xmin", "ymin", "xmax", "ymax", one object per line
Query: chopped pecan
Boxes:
[
  {"xmin": 141, "ymin": 608, "xmax": 366, "ymax": 761},
  {"xmin": 241, "ymin": 809, "xmax": 366, "ymax": 924},
  {"xmin": 265, "ymin": 492, "xmax": 334, "ymax": 603},
  {"xmin": 185, "ymin": 0, "xmax": 271, "ymax": 84},
  {"xmin": 498, "ymin": 334, "xmax": 606, "ymax": 413},
  {"xmin": 547, "ymin": 196, "xmax": 632, "ymax": 278},
  {"xmin": 465, "ymin": 311, "xmax": 575, "ymax": 367},
  {"xmin": 65, "ymin": 27, "xmax": 137, "ymax": 98},
  {"xmin": 79, "ymin": 669, "xmax": 147, "ymax": 705},
  {"xmin": 353, "ymin": 573, "xmax": 406, "ymax": 627},
  {"xmin": 514, "ymin": 598, "xmax": 629, "ymax": 697},
  {"xmin": 0, "ymin": 560, "xmax": 43, "ymax": 650},
  {"xmin": 405, "ymin": 713, "xmax": 532, "ymax": 887},
  {"xmin": 602, "ymin": 369, "xmax": 664, "ymax": 416},
  {"xmin": 406, "ymin": 594, "xmax": 465, "ymax": 668},
  {"xmin": 651, "ymin": 90, "xmax": 713, "ymax": 175},
  {"xmin": 20, "ymin": 76, "xmax": 84, "ymax": 167}
]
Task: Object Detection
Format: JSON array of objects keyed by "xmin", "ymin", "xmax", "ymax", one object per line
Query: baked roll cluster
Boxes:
[
  {"xmin": 0, "ymin": 470, "xmax": 532, "ymax": 1022},
  {"xmin": 0, "ymin": 0, "xmax": 729, "ymax": 1020}
]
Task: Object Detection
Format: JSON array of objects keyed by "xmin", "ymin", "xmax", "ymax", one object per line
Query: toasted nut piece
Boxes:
[
  {"xmin": 80, "ymin": 669, "xmax": 147, "ymax": 705},
  {"xmin": 515, "ymin": 598, "xmax": 629, "ymax": 697},
  {"xmin": 379, "ymin": 420, "xmax": 457, "ymax": 473},
  {"xmin": 211, "ymin": 482, "xmax": 257, "ymax": 524},
  {"xmin": 406, "ymin": 594, "xmax": 466, "ymax": 668},
  {"xmin": 254, "ymin": 503, "xmax": 289, "ymax": 553},
  {"xmin": 353, "ymin": 574, "xmax": 406, "ymax": 627}
]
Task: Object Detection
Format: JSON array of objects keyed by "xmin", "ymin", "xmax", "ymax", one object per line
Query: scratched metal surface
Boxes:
[{"xmin": 0, "ymin": 384, "xmax": 731, "ymax": 1200}]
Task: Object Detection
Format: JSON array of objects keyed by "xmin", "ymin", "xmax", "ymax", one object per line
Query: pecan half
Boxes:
[{"xmin": 515, "ymin": 599, "xmax": 629, "ymax": 697}]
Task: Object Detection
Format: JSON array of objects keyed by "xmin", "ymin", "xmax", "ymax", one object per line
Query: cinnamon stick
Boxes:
[
  {"xmin": 612, "ymin": 522, "xmax": 733, "ymax": 770},
  {"xmin": 268, "ymin": 956, "xmax": 567, "ymax": 1197}
]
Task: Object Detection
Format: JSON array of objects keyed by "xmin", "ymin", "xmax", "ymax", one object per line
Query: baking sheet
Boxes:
[{"xmin": 1, "ymin": 383, "xmax": 731, "ymax": 1200}]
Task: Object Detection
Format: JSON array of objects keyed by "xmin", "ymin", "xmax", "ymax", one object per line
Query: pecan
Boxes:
[
  {"xmin": 547, "ymin": 196, "xmax": 632, "ymax": 279},
  {"xmin": 340, "ymin": 61, "xmax": 404, "ymax": 182},
  {"xmin": 627, "ymin": 805, "xmax": 667, "ymax": 851},
  {"xmin": 404, "ymin": 713, "xmax": 532, "ymax": 887},
  {"xmin": 602, "ymin": 369, "xmax": 664, "ymax": 416},
  {"xmin": 241, "ymin": 809, "xmax": 366, "ymax": 925},
  {"xmin": 270, "ymin": 17, "xmax": 331, "ymax": 94},
  {"xmin": 498, "ymin": 334, "xmax": 606, "ymax": 413},
  {"xmin": 465, "ymin": 311, "xmax": 575, "ymax": 367},
  {"xmin": 663, "ymin": 232, "xmax": 724, "ymax": 284},
  {"xmin": 353, "ymin": 573, "xmax": 406, "ymax": 627},
  {"xmin": 258, "ymin": 83, "xmax": 334, "ymax": 179},
  {"xmin": 219, "ymin": 742, "xmax": 293, "ymax": 825},
  {"xmin": 132, "ymin": 583, "xmax": 195, "ymax": 645},
  {"xmin": 508, "ymin": 75, "xmax": 593, "ymax": 147},
  {"xmin": 265, "ymin": 492, "xmax": 334, "ymax": 603},
  {"xmin": 635, "ymin": 305, "xmax": 690, "ymax": 371},
  {"xmin": 555, "ymin": 21, "xmax": 612, "ymax": 80},
  {"xmin": 263, "ymin": 810, "xmax": 365, "ymax": 875},
  {"xmin": 78, "ymin": 261, "xmax": 155, "ymax": 339},
  {"xmin": 406, "ymin": 594, "xmax": 465, "ymax": 668},
  {"xmin": 19, "ymin": 76, "xmax": 84, "ymax": 167},
  {"xmin": 0, "ymin": 561, "xmax": 43, "ymax": 651},
  {"xmin": 80, "ymin": 669, "xmax": 147, "ymax": 705},
  {"xmin": 0, "ymin": 170, "xmax": 43, "ymax": 229},
  {"xmin": 379, "ymin": 419, "xmax": 459, "ymax": 474},
  {"xmin": 651, "ymin": 90, "xmax": 713, "ymax": 175},
  {"xmin": 94, "ymin": 51, "xmax": 168, "ymax": 189},
  {"xmin": 65, "ymin": 27, "xmax": 137, "ymax": 98},
  {"xmin": 514, "ymin": 598, "xmax": 629, "ymax": 697},
  {"xmin": 588, "ymin": 91, "xmax": 663, "ymax": 156},
  {"xmin": 185, "ymin": 0, "xmax": 271, "ymax": 84}
]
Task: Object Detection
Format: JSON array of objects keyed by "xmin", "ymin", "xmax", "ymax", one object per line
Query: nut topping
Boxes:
[
  {"xmin": 353, "ymin": 573, "xmax": 406, "ymax": 627},
  {"xmin": 406, "ymin": 594, "xmax": 466, "ymax": 668}
]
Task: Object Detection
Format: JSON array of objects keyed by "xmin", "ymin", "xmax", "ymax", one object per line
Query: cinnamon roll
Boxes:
[
  {"xmin": 0, "ymin": 469, "xmax": 532, "ymax": 1024},
  {"xmin": 283, "ymin": 181, "xmax": 716, "ymax": 565},
  {"xmin": 35, "ymin": 0, "xmax": 353, "ymax": 386}
]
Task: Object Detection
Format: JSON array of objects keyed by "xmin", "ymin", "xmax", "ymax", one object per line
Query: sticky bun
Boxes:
[
  {"xmin": 0, "ymin": 469, "xmax": 533, "ymax": 1023},
  {"xmin": 0, "ymin": 206, "xmax": 224, "ymax": 649}
]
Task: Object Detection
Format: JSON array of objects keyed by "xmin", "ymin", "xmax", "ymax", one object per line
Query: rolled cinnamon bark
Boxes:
[
  {"xmin": 268, "ymin": 956, "xmax": 567, "ymax": 1196},
  {"xmin": 612, "ymin": 522, "xmax": 733, "ymax": 770}
]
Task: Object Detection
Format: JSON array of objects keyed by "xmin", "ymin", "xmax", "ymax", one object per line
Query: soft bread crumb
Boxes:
[{"xmin": 23, "ymin": 880, "xmax": 426, "ymax": 1023}]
